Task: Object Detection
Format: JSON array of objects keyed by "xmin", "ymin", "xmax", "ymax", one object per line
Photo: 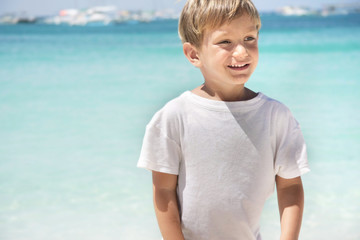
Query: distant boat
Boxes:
[
  {"xmin": 16, "ymin": 17, "xmax": 37, "ymax": 24},
  {"xmin": 44, "ymin": 6, "xmax": 116, "ymax": 26},
  {"xmin": 277, "ymin": 6, "xmax": 316, "ymax": 16},
  {"xmin": 277, "ymin": 3, "xmax": 360, "ymax": 17},
  {"xmin": 0, "ymin": 15, "xmax": 17, "ymax": 24},
  {"xmin": 0, "ymin": 15, "xmax": 36, "ymax": 24},
  {"xmin": 320, "ymin": 4, "xmax": 358, "ymax": 16}
]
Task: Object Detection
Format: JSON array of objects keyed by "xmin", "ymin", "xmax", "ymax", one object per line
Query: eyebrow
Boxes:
[
  {"xmin": 219, "ymin": 24, "xmax": 258, "ymax": 33},
  {"xmin": 243, "ymin": 26, "xmax": 258, "ymax": 32},
  {"xmin": 215, "ymin": 28, "xmax": 258, "ymax": 38}
]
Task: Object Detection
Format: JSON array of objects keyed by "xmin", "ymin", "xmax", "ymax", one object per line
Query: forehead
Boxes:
[{"xmin": 206, "ymin": 14, "xmax": 258, "ymax": 37}]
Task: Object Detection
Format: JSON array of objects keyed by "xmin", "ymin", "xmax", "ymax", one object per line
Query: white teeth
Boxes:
[{"xmin": 230, "ymin": 64, "xmax": 247, "ymax": 68}]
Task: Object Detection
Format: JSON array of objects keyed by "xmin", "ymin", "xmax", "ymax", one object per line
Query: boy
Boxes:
[{"xmin": 138, "ymin": 0, "xmax": 310, "ymax": 239}]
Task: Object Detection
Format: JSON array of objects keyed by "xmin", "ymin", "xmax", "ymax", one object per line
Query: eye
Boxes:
[
  {"xmin": 218, "ymin": 40, "xmax": 231, "ymax": 44},
  {"xmin": 245, "ymin": 36, "xmax": 256, "ymax": 41}
]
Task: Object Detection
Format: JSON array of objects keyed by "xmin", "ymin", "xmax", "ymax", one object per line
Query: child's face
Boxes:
[{"xmin": 195, "ymin": 14, "xmax": 259, "ymax": 88}]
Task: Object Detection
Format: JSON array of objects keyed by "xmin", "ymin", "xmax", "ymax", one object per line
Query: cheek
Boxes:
[
  {"xmin": 248, "ymin": 44, "xmax": 258, "ymax": 52},
  {"xmin": 254, "ymin": 51, "xmax": 259, "ymax": 60},
  {"xmin": 250, "ymin": 48, "xmax": 259, "ymax": 61},
  {"xmin": 205, "ymin": 51, "xmax": 225, "ymax": 66},
  {"xmin": 214, "ymin": 50, "xmax": 231, "ymax": 64}
]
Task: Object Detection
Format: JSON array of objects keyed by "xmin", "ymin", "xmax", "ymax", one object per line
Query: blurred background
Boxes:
[{"xmin": 0, "ymin": 0, "xmax": 359, "ymax": 239}]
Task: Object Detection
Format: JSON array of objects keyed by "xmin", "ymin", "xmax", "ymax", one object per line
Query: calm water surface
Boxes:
[{"xmin": 0, "ymin": 14, "xmax": 359, "ymax": 240}]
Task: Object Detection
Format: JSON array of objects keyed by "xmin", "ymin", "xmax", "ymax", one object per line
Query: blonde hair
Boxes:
[{"xmin": 178, "ymin": 0, "xmax": 261, "ymax": 48}]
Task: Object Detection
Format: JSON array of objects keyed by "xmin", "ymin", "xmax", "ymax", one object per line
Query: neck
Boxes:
[{"xmin": 192, "ymin": 83, "xmax": 256, "ymax": 102}]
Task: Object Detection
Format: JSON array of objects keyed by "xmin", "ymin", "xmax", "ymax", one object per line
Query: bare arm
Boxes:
[
  {"xmin": 276, "ymin": 176, "xmax": 304, "ymax": 240},
  {"xmin": 152, "ymin": 171, "xmax": 185, "ymax": 240}
]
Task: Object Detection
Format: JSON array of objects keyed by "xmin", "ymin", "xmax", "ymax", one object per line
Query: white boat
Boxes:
[
  {"xmin": 278, "ymin": 6, "xmax": 315, "ymax": 16},
  {"xmin": 44, "ymin": 6, "xmax": 116, "ymax": 26}
]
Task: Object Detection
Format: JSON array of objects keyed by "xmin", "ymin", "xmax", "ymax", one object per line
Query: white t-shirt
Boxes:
[{"xmin": 138, "ymin": 91, "xmax": 310, "ymax": 240}]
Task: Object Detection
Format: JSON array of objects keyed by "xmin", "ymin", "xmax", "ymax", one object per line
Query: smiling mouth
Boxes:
[{"xmin": 228, "ymin": 64, "xmax": 249, "ymax": 69}]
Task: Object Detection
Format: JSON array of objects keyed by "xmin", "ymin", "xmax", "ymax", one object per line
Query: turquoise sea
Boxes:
[{"xmin": 0, "ymin": 13, "xmax": 359, "ymax": 239}]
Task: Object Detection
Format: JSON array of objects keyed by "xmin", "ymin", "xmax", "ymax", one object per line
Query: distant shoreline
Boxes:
[{"xmin": 1, "ymin": 3, "xmax": 360, "ymax": 26}]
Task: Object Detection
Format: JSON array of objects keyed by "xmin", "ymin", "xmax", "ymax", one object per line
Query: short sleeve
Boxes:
[
  {"xmin": 274, "ymin": 107, "xmax": 310, "ymax": 179},
  {"xmin": 137, "ymin": 106, "xmax": 182, "ymax": 175}
]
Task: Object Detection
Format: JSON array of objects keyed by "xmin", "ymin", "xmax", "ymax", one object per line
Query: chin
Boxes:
[{"xmin": 230, "ymin": 77, "xmax": 250, "ymax": 85}]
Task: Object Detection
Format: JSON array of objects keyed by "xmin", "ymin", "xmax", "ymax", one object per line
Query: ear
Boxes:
[{"xmin": 183, "ymin": 42, "xmax": 202, "ymax": 68}]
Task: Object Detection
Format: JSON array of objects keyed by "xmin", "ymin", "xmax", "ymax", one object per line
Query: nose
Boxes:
[{"xmin": 232, "ymin": 44, "xmax": 248, "ymax": 59}]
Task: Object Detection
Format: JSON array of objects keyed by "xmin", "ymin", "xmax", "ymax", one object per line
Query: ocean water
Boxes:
[{"xmin": 0, "ymin": 14, "xmax": 359, "ymax": 239}]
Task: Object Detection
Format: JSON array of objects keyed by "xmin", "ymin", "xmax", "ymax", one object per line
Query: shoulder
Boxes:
[
  {"xmin": 258, "ymin": 93, "xmax": 299, "ymax": 130},
  {"xmin": 259, "ymin": 93, "xmax": 293, "ymax": 116},
  {"xmin": 149, "ymin": 92, "xmax": 188, "ymax": 125},
  {"xmin": 145, "ymin": 92, "xmax": 190, "ymax": 141}
]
